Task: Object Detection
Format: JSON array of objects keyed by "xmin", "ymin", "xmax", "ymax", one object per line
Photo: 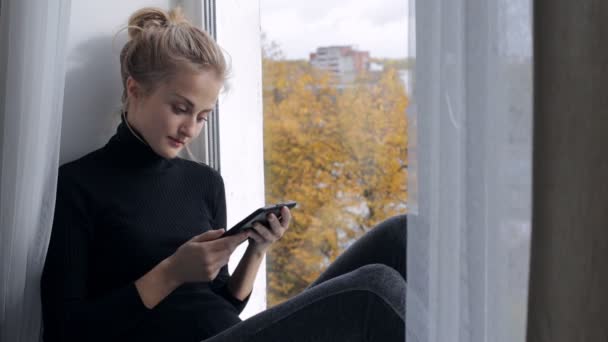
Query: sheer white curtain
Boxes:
[
  {"xmin": 406, "ymin": 0, "xmax": 533, "ymax": 341},
  {"xmin": 0, "ymin": 1, "xmax": 71, "ymax": 341}
]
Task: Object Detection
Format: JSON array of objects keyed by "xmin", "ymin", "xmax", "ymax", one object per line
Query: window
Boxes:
[{"xmin": 260, "ymin": 0, "xmax": 409, "ymax": 307}]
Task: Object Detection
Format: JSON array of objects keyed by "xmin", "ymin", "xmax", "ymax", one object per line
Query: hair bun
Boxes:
[{"xmin": 128, "ymin": 7, "xmax": 188, "ymax": 39}]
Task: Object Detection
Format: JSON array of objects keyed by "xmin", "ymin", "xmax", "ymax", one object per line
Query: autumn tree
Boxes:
[{"xmin": 262, "ymin": 37, "xmax": 408, "ymax": 306}]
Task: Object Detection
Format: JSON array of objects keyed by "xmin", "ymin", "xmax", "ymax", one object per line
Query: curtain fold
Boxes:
[
  {"xmin": 406, "ymin": 0, "xmax": 533, "ymax": 341},
  {"xmin": 0, "ymin": 1, "xmax": 71, "ymax": 341}
]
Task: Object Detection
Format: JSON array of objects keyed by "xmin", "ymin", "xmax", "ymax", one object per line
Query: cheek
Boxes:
[
  {"xmin": 159, "ymin": 108, "xmax": 179, "ymax": 131},
  {"xmin": 143, "ymin": 112, "xmax": 171, "ymax": 142}
]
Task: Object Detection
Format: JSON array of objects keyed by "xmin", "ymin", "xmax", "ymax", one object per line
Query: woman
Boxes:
[{"xmin": 41, "ymin": 7, "xmax": 407, "ymax": 342}]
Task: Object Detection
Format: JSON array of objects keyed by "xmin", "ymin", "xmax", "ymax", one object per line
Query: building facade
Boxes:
[{"xmin": 309, "ymin": 46, "xmax": 370, "ymax": 85}]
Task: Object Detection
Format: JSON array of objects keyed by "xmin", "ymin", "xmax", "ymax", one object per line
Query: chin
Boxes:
[
  {"xmin": 163, "ymin": 150, "xmax": 179, "ymax": 159},
  {"xmin": 152, "ymin": 145, "xmax": 179, "ymax": 159}
]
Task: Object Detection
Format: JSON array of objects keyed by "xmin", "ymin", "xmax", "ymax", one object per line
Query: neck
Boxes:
[
  {"xmin": 122, "ymin": 111, "xmax": 148, "ymax": 146},
  {"xmin": 103, "ymin": 111, "xmax": 174, "ymax": 172}
]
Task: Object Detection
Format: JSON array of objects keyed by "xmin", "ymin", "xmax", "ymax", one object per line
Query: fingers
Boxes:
[
  {"xmin": 247, "ymin": 229, "xmax": 266, "ymax": 244},
  {"xmin": 207, "ymin": 231, "xmax": 248, "ymax": 253},
  {"xmin": 267, "ymin": 215, "xmax": 283, "ymax": 238},
  {"xmin": 206, "ymin": 233, "xmax": 248, "ymax": 269},
  {"xmin": 252, "ymin": 222, "xmax": 276, "ymax": 242},
  {"xmin": 199, "ymin": 240, "xmax": 234, "ymax": 270},
  {"xmin": 190, "ymin": 228, "xmax": 225, "ymax": 242},
  {"xmin": 279, "ymin": 206, "xmax": 292, "ymax": 227},
  {"xmin": 222, "ymin": 231, "xmax": 250, "ymax": 250}
]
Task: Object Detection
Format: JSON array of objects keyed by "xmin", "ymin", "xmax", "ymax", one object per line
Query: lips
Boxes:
[{"xmin": 168, "ymin": 137, "xmax": 185, "ymax": 146}]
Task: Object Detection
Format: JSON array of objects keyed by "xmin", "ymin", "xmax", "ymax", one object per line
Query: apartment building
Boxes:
[{"xmin": 309, "ymin": 45, "xmax": 370, "ymax": 85}]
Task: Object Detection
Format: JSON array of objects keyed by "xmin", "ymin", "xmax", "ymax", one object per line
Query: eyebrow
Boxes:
[{"xmin": 171, "ymin": 93, "xmax": 214, "ymax": 112}]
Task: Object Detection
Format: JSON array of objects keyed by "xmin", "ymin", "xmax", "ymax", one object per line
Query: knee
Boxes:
[
  {"xmin": 373, "ymin": 214, "xmax": 407, "ymax": 251},
  {"xmin": 350, "ymin": 264, "xmax": 406, "ymax": 317},
  {"xmin": 355, "ymin": 263, "xmax": 403, "ymax": 279},
  {"xmin": 385, "ymin": 214, "xmax": 407, "ymax": 239},
  {"xmin": 351, "ymin": 264, "xmax": 406, "ymax": 294}
]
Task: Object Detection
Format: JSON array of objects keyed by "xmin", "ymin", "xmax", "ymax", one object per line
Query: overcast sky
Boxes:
[{"xmin": 260, "ymin": 0, "xmax": 410, "ymax": 60}]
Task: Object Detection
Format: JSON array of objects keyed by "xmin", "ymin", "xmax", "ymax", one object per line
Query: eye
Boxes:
[
  {"xmin": 172, "ymin": 104, "xmax": 188, "ymax": 114},
  {"xmin": 197, "ymin": 115, "xmax": 209, "ymax": 123}
]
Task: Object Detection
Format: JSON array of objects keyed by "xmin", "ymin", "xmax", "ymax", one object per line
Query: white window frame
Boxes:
[{"xmin": 213, "ymin": 0, "xmax": 266, "ymax": 318}]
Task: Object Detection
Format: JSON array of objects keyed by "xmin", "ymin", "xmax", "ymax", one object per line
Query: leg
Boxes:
[
  {"xmin": 203, "ymin": 264, "xmax": 406, "ymax": 342},
  {"xmin": 309, "ymin": 214, "xmax": 407, "ymax": 288}
]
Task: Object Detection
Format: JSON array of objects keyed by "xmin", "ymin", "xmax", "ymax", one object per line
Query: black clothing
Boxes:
[
  {"xmin": 41, "ymin": 117, "xmax": 247, "ymax": 342},
  {"xmin": 202, "ymin": 215, "xmax": 408, "ymax": 342}
]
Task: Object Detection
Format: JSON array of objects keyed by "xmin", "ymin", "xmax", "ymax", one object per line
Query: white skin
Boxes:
[{"xmin": 127, "ymin": 68, "xmax": 292, "ymax": 308}]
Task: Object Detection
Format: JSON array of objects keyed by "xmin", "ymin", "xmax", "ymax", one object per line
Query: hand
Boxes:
[
  {"xmin": 247, "ymin": 206, "xmax": 292, "ymax": 253},
  {"xmin": 166, "ymin": 229, "xmax": 249, "ymax": 285}
]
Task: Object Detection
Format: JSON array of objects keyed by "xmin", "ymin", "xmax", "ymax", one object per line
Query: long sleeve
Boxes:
[
  {"xmin": 41, "ymin": 121, "xmax": 247, "ymax": 341},
  {"xmin": 209, "ymin": 175, "xmax": 251, "ymax": 312},
  {"xmin": 40, "ymin": 169, "xmax": 149, "ymax": 342}
]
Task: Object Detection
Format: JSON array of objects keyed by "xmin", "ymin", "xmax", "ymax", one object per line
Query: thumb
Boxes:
[{"xmin": 190, "ymin": 228, "xmax": 225, "ymax": 243}]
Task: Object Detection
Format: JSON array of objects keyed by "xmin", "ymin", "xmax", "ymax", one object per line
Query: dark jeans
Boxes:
[{"xmin": 204, "ymin": 215, "xmax": 407, "ymax": 342}]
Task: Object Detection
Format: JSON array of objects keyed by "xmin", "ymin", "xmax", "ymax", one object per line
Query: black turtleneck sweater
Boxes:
[{"xmin": 41, "ymin": 117, "xmax": 248, "ymax": 342}]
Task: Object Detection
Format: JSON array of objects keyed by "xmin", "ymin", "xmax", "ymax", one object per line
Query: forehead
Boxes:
[{"xmin": 160, "ymin": 68, "xmax": 223, "ymax": 108}]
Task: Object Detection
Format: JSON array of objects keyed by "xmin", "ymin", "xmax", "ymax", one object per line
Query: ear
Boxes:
[{"xmin": 126, "ymin": 76, "xmax": 142, "ymax": 100}]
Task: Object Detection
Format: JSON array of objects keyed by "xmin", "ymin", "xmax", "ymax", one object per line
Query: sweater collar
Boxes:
[{"xmin": 104, "ymin": 113, "xmax": 175, "ymax": 171}]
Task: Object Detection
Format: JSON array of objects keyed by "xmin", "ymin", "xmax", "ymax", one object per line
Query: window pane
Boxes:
[{"xmin": 260, "ymin": 0, "xmax": 409, "ymax": 306}]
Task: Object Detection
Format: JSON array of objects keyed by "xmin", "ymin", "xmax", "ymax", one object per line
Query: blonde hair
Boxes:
[{"xmin": 119, "ymin": 7, "xmax": 228, "ymax": 110}]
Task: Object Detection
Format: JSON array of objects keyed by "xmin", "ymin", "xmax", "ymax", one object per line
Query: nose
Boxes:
[{"xmin": 178, "ymin": 116, "xmax": 199, "ymax": 139}]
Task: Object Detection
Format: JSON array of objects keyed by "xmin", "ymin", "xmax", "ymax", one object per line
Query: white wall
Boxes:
[
  {"xmin": 61, "ymin": 0, "xmax": 173, "ymax": 165},
  {"xmin": 216, "ymin": 0, "xmax": 267, "ymax": 319}
]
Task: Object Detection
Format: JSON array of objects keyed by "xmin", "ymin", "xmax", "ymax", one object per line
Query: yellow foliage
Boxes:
[{"xmin": 262, "ymin": 40, "xmax": 409, "ymax": 306}]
